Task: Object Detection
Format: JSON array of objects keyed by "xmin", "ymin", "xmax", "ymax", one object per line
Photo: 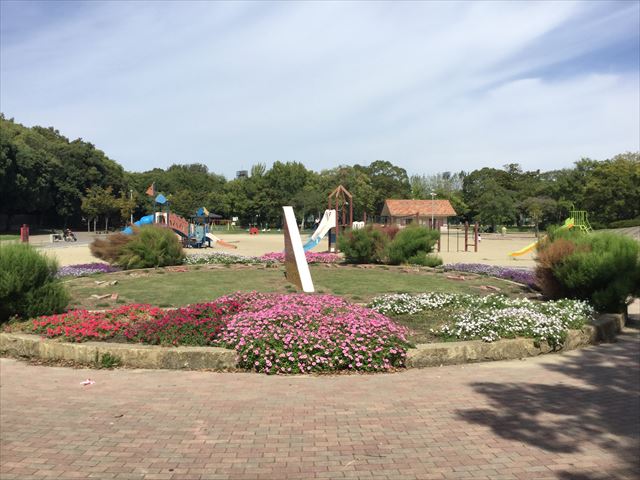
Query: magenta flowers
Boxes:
[{"xmin": 215, "ymin": 292, "xmax": 410, "ymax": 374}]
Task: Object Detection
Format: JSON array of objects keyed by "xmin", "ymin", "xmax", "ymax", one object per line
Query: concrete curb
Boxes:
[
  {"xmin": 0, "ymin": 333, "xmax": 236, "ymax": 370},
  {"xmin": 0, "ymin": 314, "xmax": 623, "ymax": 371},
  {"xmin": 406, "ymin": 313, "xmax": 624, "ymax": 368}
]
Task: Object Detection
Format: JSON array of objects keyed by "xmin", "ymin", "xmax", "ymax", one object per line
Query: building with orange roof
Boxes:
[{"xmin": 381, "ymin": 199, "xmax": 457, "ymax": 228}]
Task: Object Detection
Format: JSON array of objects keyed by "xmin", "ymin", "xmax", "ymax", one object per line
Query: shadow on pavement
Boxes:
[{"xmin": 457, "ymin": 332, "xmax": 640, "ymax": 479}]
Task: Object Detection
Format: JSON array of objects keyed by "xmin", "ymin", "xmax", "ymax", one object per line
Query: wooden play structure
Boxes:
[{"xmin": 327, "ymin": 185, "xmax": 353, "ymax": 252}]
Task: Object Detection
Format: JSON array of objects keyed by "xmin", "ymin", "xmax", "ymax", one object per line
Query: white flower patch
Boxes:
[{"xmin": 368, "ymin": 293, "xmax": 594, "ymax": 346}]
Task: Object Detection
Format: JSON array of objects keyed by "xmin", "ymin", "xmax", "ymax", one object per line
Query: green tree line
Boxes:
[{"xmin": 1, "ymin": 115, "xmax": 638, "ymax": 231}]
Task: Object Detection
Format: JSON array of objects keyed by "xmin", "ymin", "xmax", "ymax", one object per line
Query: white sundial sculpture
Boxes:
[{"xmin": 282, "ymin": 206, "xmax": 314, "ymax": 293}]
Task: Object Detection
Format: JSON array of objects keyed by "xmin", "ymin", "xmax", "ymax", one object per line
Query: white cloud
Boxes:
[{"xmin": 1, "ymin": 0, "xmax": 638, "ymax": 177}]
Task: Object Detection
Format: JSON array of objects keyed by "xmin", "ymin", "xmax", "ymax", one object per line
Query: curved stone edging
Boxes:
[
  {"xmin": 0, "ymin": 314, "xmax": 623, "ymax": 371},
  {"xmin": 407, "ymin": 313, "xmax": 624, "ymax": 368},
  {"xmin": 0, "ymin": 334, "xmax": 236, "ymax": 370}
]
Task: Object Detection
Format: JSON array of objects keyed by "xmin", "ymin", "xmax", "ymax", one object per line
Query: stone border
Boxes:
[
  {"xmin": 406, "ymin": 314, "xmax": 624, "ymax": 368},
  {"xmin": 0, "ymin": 314, "xmax": 624, "ymax": 371},
  {"xmin": 0, "ymin": 334, "xmax": 236, "ymax": 370}
]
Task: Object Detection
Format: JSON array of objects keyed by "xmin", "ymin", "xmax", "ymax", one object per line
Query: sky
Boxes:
[{"xmin": 1, "ymin": 0, "xmax": 639, "ymax": 179}]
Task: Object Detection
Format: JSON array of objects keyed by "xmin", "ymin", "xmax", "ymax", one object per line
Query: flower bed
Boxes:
[
  {"xmin": 259, "ymin": 252, "xmax": 342, "ymax": 264},
  {"xmin": 123, "ymin": 300, "xmax": 242, "ymax": 345},
  {"xmin": 215, "ymin": 292, "xmax": 409, "ymax": 374},
  {"xmin": 443, "ymin": 263, "xmax": 537, "ymax": 288},
  {"xmin": 183, "ymin": 252, "xmax": 266, "ymax": 265},
  {"xmin": 57, "ymin": 263, "xmax": 120, "ymax": 278},
  {"xmin": 182, "ymin": 251, "xmax": 341, "ymax": 266},
  {"xmin": 28, "ymin": 304, "xmax": 164, "ymax": 342},
  {"xmin": 6, "ymin": 293, "xmax": 409, "ymax": 374},
  {"xmin": 368, "ymin": 293, "xmax": 593, "ymax": 347}
]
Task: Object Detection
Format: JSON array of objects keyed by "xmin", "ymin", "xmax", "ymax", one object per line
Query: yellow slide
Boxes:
[
  {"xmin": 509, "ymin": 218, "xmax": 574, "ymax": 257},
  {"xmin": 509, "ymin": 240, "xmax": 539, "ymax": 257}
]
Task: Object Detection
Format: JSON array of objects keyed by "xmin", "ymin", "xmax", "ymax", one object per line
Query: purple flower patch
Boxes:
[
  {"xmin": 443, "ymin": 263, "xmax": 537, "ymax": 288},
  {"xmin": 57, "ymin": 263, "xmax": 120, "ymax": 278}
]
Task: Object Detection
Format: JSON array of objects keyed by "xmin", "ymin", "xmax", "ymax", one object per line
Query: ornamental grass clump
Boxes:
[
  {"xmin": 215, "ymin": 292, "xmax": 410, "ymax": 374},
  {"xmin": 117, "ymin": 225, "xmax": 185, "ymax": 269},
  {"xmin": 0, "ymin": 243, "xmax": 69, "ymax": 323}
]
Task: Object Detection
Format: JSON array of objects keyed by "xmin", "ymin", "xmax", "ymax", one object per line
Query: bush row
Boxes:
[
  {"xmin": 536, "ymin": 229, "xmax": 640, "ymax": 312},
  {"xmin": 90, "ymin": 225, "xmax": 184, "ymax": 269},
  {"xmin": 338, "ymin": 225, "xmax": 442, "ymax": 266}
]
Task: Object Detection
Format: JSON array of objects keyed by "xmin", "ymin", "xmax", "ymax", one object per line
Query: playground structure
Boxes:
[
  {"xmin": 297, "ymin": 185, "xmax": 353, "ymax": 253},
  {"xmin": 327, "ymin": 185, "xmax": 353, "ymax": 252},
  {"xmin": 303, "ymin": 210, "xmax": 336, "ymax": 252},
  {"xmin": 508, "ymin": 210, "xmax": 592, "ymax": 257},
  {"xmin": 122, "ymin": 196, "xmax": 236, "ymax": 249}
]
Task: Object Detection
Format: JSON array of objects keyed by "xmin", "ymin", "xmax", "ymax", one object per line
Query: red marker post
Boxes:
[{"xmin": 20, "ymin": 224, "xmax": 29, "ymax": 243}]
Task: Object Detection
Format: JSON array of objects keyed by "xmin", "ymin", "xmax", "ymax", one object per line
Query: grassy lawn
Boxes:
[
  {"xmin": 63, "ymin": 264, "xmax": 528, "ymax": 310},
  {"xmin": 0, "ymin": 234, "xmax": 19, "ymax": 242},
  {"xmin": 390, "ymin": 309, "xmax": 458, "ymax": 344}
]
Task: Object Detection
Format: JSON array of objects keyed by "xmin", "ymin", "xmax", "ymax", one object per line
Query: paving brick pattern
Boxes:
[{"xmin": 1, "ymin": 332, "xmax": 638, "ymax": 480}]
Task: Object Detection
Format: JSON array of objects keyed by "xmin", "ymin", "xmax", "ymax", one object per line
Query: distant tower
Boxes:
[{"xmin": 236, "ymin": 170, "xmax": 248, "ymax": 179}]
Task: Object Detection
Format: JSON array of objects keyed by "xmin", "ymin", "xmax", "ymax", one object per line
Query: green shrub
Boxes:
[
  {"xmin": 0, "ymin": 244, "xmax": 69, "ymax": 323},
  {"xmin": 116, "ymin": 226, "xmax": 185, "ymax": 269},
  {"xmin": 338, "ymin": 227, "xmax": 389, "ymax": 264},
  {"xmin": 398, "ymin": 252, "xmax": 443, "ymax": 267},
  {"xmin": 386, "ymin": 226, "xmax": 440, "ymax": 265},
  {"xmin": 536, "ymin": 231, "xmax": 640, "ymax": 312}
]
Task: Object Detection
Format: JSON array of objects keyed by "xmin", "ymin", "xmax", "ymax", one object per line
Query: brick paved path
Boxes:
[{"xmin": 1, "ymin": 331, "xmax": 638, "ymax": 480}]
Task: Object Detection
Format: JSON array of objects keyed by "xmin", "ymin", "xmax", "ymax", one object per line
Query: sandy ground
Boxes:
[{"xmin": 24, "ymin": 231, "xmax": 541, "ymax": 268}]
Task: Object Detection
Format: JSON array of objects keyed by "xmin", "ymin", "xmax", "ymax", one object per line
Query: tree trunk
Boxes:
[
  {"xmin": 93, "ymin": 218, "xmax": 97, "ymax": 233},
  {"xmin": 105, "ymin": 216, "xmax": 109, "ymax": 232}
]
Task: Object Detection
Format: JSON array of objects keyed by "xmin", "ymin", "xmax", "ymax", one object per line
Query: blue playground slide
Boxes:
[
  {"xmin": 122, "ymin": 214, "xmax": 154, "ymax": 235},
  {"xmin": 303, "ymin": 236, "xmax": 323, "ymax": 251},
  {"xmin": 302, "ymin": 210, "xmax": 336, "ymax": 252}
]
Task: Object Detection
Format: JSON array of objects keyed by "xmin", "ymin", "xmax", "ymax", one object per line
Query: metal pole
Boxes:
[
  {"xmin": 474, "ymin": 222, "xmax": 479, "ymax": 252},
  {"xmin": 464, "ymin": 222, "xmax": 469, "ymax": 252},
  {"xmin": 430, "ymin": 192, "xmax": 436, "ymax": 229}
]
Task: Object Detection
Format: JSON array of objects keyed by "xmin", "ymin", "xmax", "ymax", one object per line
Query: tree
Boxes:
[
  {"xmin": 81, "ymin": 186, "xmax": 118, "ymax": 232},
  {"xmin": 319, "ymin": 166, "xmax": 376, "ymax": 221},
  {"xmin": 116, "ymin": 190, "xmax": 137, "ymax": 225},
  {"xmin": 263, "ymin": 161, "xmax": 310, "ymax": 225},
  {"xmin": 472, "ymin": 180, "xmax": 517, "ymax": 231},
  {"xmin": 522, "ymin": 196, "xmax": 558, "ymax": 237},
  {"xmin": 361, "ymin": 160, "xmax": 411, "ymax": 214},
  {"xmin": 581, "ymin": 153, "xmax": 640, "ymax": 226}
]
